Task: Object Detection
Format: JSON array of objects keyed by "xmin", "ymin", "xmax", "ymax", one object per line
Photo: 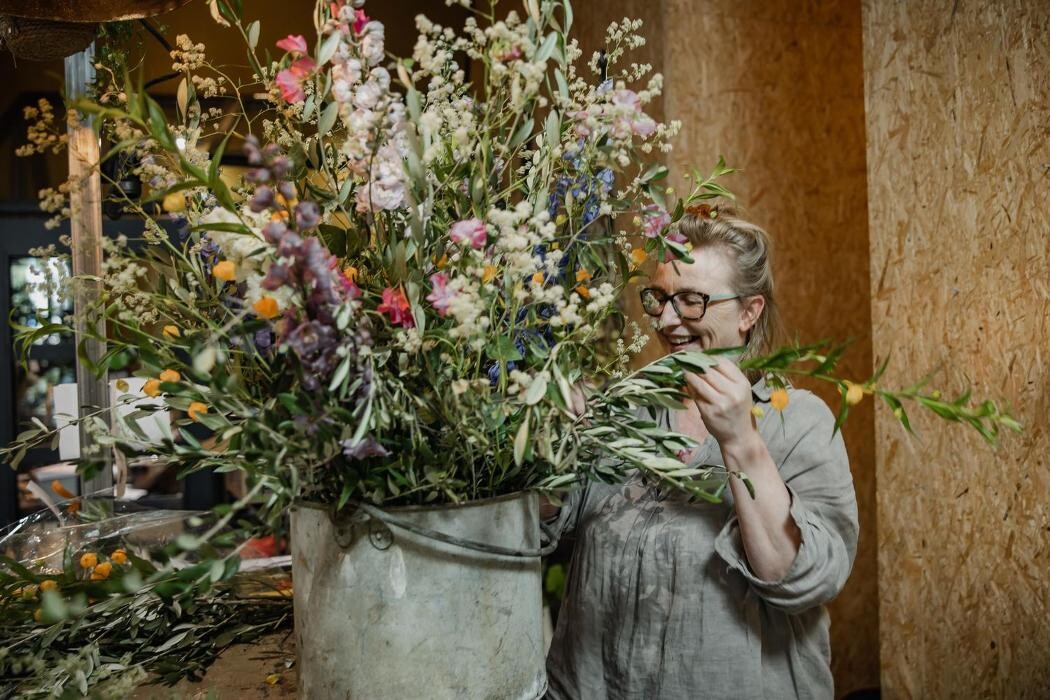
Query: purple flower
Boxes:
[
  {"xmin": 262, "ymin": 220, "xmax": 288, "ymax": 244},
  {"xmin": 243, "ymin": 135, "xmax": 262, "ymax": 165},
  {"xmin": 278, "ymin": 180, "xmax": 296, "ymax": 200},
  {"xmin": 341, "ymin": 436, "xmax": 390, "ymax": 460},
  {"xmin": 249, "ymin": 185, "xmax": 275, "ymax": 213},
  {"xmin": 271, "ymin": 156, "xmax": 292, "ymax": 180},
  {"xmin": 245, "ymin": 167, "xmax": 271, "ymax": 183},
  {"xmin": 295, "ymin": 201, "xmax": 321, "ymax": 231}
]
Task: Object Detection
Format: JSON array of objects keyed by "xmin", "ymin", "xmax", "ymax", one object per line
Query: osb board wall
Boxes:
[
  {"xmin": 862, "ymin": 1, "xmax": 1050, "ymax": 697},
  {"xmin": 578, "ymin": 1, "xmax": 879, "ymax": 695}
]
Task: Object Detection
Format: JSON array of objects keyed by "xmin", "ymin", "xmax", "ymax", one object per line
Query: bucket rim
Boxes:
[{"xmin": 292, "ymin": 489, "xmax": 536, "ymax": 516}]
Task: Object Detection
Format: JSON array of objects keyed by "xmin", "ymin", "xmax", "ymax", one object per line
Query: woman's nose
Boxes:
[{"xmin": 658, "ymin": 301, "xmax": 680, "ymax": 329}]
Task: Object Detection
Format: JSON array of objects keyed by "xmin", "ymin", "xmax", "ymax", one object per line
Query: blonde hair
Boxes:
[{"xmin": 673, "ymin": 199, "xmax": 782, "ymax": 363}]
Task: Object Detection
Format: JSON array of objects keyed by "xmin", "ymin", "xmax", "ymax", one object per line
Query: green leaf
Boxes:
[
  {"xmin": 247, "ymin": 20, "xmax": 260, "ymax": 49},
  {"xmin": 510, "ymin": 117, "xmax": 535, "ymax": 150},
  {"xmin": 514, "ymin": 413, "xmax": 530, "ymax": 466},
  {"xmin": 486, "ymin": 335, "xmax": 523, "ymax": 362},
  {"xmin": 535, "ymin": 31, "xmax": 558, "ymax": 63},
  {"xmin": 524, "ymin": 375, "xmax": 548, "ymax": 406},
  {"xmin": 317, "ymin": 31, "xmax": 341, "ymax": 67},
  {"xmin": 318, "ymin": 101, "xmax": 339, "ymax": 137}
]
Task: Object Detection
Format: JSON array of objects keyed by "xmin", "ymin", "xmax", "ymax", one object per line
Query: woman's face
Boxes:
[{"xmin": 648, "ymin": 246, "xmax": 762, "ymax": 355}]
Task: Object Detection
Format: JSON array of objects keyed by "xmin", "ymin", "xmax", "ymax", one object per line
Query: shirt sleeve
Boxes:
[
  {"xmin": 713, "ymin": 391, "xmax": 860, "ymax": 614},
  {"xmin": 543, "ymin": 482, "xmax": 590, "ymax": 544}
]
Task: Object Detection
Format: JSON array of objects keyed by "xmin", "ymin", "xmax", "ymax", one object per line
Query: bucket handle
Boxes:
[{"xmin": 295, "ymin": 500, "xmax": 561, "ymax": 559}]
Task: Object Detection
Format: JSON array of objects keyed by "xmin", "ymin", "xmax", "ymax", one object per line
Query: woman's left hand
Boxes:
[{"xmin": 683, "ymin": 357, "xmax": 757, "ymax": 448}]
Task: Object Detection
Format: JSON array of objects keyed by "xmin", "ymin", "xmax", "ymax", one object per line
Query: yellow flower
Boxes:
[
  {"xmin": 188, "ymin": 401, "xmax": 209, "ymax": 422},
  {"xmin": 343, "ymin": 266, "xmax": 357, "ymax": 283},
  {"xmin": 270, "ymin": 210, "xmax": 290, "ymax": 222},
  {"xmin": 555, "ymin": 213, "xmax": 567, "ymax": 226},
  {"xmin": 482, "ymin": 265, "xmax": 497, "ymax": 284},
  {"xmin": 436, "ymin": 254, "xmax": 448, "ymax": 270},
  {"xmin": 265, "ymin": 674, "xmax": 281, "ymax": 686},
  {"xmin": 212, "ymin": 260, "xmax": 236, "ymax": 282},
  {"xmin": 630, "ymin": 248, "xmax": 648, "ymax": 267},
  {"xmin": 531, "ymin": 271, "xmax": 545, "ymax": 285},
  {"xmin": 110, "ymin": 549, "xmax": 127, "ymax": 565},
  {"xmin": 33, "ymin": 608, "xmax": 43, "ymax": 623},
  {"xmin": 575, "ymin": 268, "xmax": 591, "ymax": 283},
  {"xmin": 159, "ymin": 369, "xmax": 181, "ymax": 384},
  {"xmin": 90, "ymin": 562, "xmax": 112, "ymax": 581},
  {"xmin": 770, "ymin": 388, "xmax": 790, "ymax": 412},
  {"xmin": 162, "ymin": 325, "xmax": 181, "ymax": 339},
  {"xmin": 845, "ymin": 381, "xmax": 865, "ymax": 406},
  {"xmin": 115, "ymin": 378, "xmax": 129, "ymax": 392},
  {"xmin": 39, "ymin": 579, "xmax": 58, "ymax": 592},
  {"xmin": 143, "ymin": 379, "xmax": 162, "ymax": 397},
  {"xmin": 80, "ymin": 552, "xmax": 98, "ymax": 569},
  {"xmin": 575, "ymin": 285, "xmax": 590, "ymax": 299},
  {"xmin": 162, "ymin": 192, "xmax": 186, "ymax": 213},
  {"xmin": 253, "ymin": 296, "xmax": 280, "ymax": 319},
  {"xmin": 750, "ymin": 405, "xmax": 765, "ymax": 418}
]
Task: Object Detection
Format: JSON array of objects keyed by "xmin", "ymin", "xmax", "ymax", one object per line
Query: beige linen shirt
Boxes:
[{"xmin": 545, "ymin": 380, "xmax": 859, "ymax": 699}]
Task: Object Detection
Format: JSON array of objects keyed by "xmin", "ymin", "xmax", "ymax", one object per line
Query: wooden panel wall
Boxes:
[
  {"xmin": 862, "ymin": 1, "xmax": 1050, "ymax": 697},
  {"xmin": 578, "ymin": 1, "xmax": 878, "ymax": 695}
]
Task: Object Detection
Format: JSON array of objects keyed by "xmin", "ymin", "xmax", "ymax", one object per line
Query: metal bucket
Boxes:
[{"xmin": 290, "ymin": 491, "xmax": 547, "ymax": 699}]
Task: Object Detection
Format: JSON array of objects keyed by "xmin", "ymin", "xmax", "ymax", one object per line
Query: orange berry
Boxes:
[
  {"xmin": 575, "ymin": 285, "xmax": 590, "ymax": 299},
  {"xmin": 159, "ymin": 369, "xmax": 181, "ymax": 384},
  {"xmin": 630, "ymin": 248, "xmax": 648, "ymax": 266},
  {"xmin": 253, "ymin": 296, "xmax": 280, "ymax": 319},
  {"xmin": 770, "ymin": 388, "xmax": 790, "ymax": 412},
  {"xmin": 143, "ymin": 379, "xmax": 162, "ymax": 397},
  {"xmin": 39, "ymin": 579, "xmax": 58, "ymax": 592},
  {"xmin": 188, "ymin": 401, "xmax": 209, "ymax": 422},
  {"xmin": 90, "ymin": 562, "xmax": 112, "ymax": 580},
  {"xmin": 531, "ymin": 271, "xmax": 545, "ymax": 285},
  {"xmin": 110, "ymin": 549, "xmax": 128, "ymax": 565},
  {"xmin": 80, "ymin": 552, "xmax": 98, "ymax": 569},
  {"xmin": 212, "ymin": 260, "xmax": 236, "ymax": 281}
]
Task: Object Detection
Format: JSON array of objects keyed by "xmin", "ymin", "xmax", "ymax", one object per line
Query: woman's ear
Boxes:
[{"xmin": 739, "ymin": 295, "xmax": 765, "ymax": 335}]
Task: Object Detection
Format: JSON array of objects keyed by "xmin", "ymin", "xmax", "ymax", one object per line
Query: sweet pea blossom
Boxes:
[
  {"xmin": 378, "ymin": 287, "xmax": 414, "ymax": 327},
  {"xmin": 275, "ymin": 58, "xmax": 316, "ymax": 103},
  {"xmin": 641, "ymin": 204, "xmax": 670, "ymax": 238},
  {"xmin": 449, "ymin": 218, "xmax": 488, "ymax": 250},
  {"xmin": 426, "ymin": 272, "xmax": 457, "ymax": 316},
  {"xmin": 276, "ymin": 34, "xmax": 308, "ymax": 54}
]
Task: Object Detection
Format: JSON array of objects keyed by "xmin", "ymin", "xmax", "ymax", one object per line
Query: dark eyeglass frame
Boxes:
[{"xmin": 639, "ymin": 287, "xmax": 740, "ymax": 321}]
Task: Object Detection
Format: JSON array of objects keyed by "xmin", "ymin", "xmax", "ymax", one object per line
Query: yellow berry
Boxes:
[
  {"xmin": 188, "ymin": 401, "xmax": 209, "ymax": 422},
  {"xmin": 845, "ymin": 381, "xmax": 865, "ymax": 406},
  {"xmin": 212, "ymin": 260, "xmax": 236, "ymax": 282},
  {"xmin": 252, "ymin": 296, "xmax": 280, "ymax": 319},
  {"xmin": 770, "ymin": 388, "xmax": 790, "ymax": 412},
  {"xmin": 159, "ymin": 369, "xmax": 181, "ymax": 384}
]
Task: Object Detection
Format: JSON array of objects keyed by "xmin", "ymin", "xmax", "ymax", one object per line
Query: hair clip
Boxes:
[{"xmin": 685, "ymin": 202, "xmax": 718, "ymax": 219}]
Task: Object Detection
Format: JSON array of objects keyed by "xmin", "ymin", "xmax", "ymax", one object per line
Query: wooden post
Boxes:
[{"xmin": 65, "ymin": 43, "xmax": 113, "ymax": 497}]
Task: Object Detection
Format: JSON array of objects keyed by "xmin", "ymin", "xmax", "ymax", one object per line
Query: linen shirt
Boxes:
[{"xmin": 545, "ymin": 379, "xmax": 859, "ymax": 700}]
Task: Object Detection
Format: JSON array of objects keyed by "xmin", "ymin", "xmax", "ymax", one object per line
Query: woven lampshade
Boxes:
[{"xmin": 0, "ymin": 0, "xmax": 191, "ymax": 23}]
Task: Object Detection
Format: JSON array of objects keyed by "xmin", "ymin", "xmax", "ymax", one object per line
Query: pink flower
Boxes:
[
  {"xmin": 276, "ymin": 34, "xmax": 308, "ymax": 54},
  {"xmin": 641, "ymin": 204, "xmax": 671, "ymax": 238},
  {"xmin": 449, "ymin": 218, "xmax": 488, "ymax": 250},
  {"xmin": 377, "ymin": 287, "xmax": 414, "ymax": 327},
  {"xmin": 275, "ymin": 58, "xmax": 316, "ymax": 104},
  {"xmin": 663, "ymin": 229, "xmax": 689, "ymax": 262},
  {"xmin": 353, "ymin": 8, "xmax": 370, "ymax": 34},
  {"xmin": 426, "ymin": 272, "xmax": 457, "ymax": 316}
]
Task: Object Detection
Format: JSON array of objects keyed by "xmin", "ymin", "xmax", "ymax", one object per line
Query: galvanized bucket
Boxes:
[{"xmin": 290, "ymin": 491, "xmax": 548, "ymax": 699}]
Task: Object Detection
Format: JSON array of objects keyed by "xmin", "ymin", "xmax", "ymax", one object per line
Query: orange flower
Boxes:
[
  {"xmin": 436, "ymin": 254, "xmax": 448, "ymax": 270},
  {"xmin": 531, "ymin": 271, "xmax": 545, "ymax": 285},
  {"xmin": 253, "ymin": 296, "xmax": 280, "ymax": 319},
  {"xmin": 770, "ymin": 388, "xmax": 790, "ymax": 412},
  {"xmin": 79, "ymin": 552, "xmax": 98, "ymax": 569},
  {"xmin": 212, "ymin": 260, "xmax": 236, "ymax": 281},
  {"xmin": 482, "ymin": 265, "xmax": 497, "ymax": 284},
  {"xmin": 51, "ymin": 480, "xmax": 75, "ymax": 500},
  {"xmin": 90, "ymin": 562, "xmax": 112, "ymax": 581},
  {"xmin": 39, "ymin": 579, "xmax": 58, "ymax": 592},
  {"xmin": 110, "ymin": 549, "xmax": 128, "ymax": 565},
  {"xmin": 575, "ymin": 285, "xmax": 590, "ymax": 299},
  {"xmin": 162, "ymin": 325, "xmax": 181, "ymax": 339},
  {"xmin": 143, "ymin": 379, "xmax": 162, "ymax": 397},
  {"xmin": 630, "ymin": 248, "xmax": 648, "ymax": 267},
  {"xmin": 159, "ymin": 369, "xmax": 181, "ymax": 384},
  {"xmin": 188, "ymin": 401, "xmax": 209, "ymax": 422},
  {"xmin": 343, "ymin": 266, "xmax": 357, "ymax": 283},
  {"xmin": 845, "ymin": 381, "xmax": 864, "ymax": 406},
  {"xmin": 270, "ymin": 210, "xmax": 290, "ymax": 222},
  {"xmin": 575, "ymin": 268, "xmax": 591, "ymax": 283}
]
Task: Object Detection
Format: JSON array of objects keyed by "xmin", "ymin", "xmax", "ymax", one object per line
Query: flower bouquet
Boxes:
[{"xmin": 1, "ymin": 0, "xmax": 1019, "ymax": 696}]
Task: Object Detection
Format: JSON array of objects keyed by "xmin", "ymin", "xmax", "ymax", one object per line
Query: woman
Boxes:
[{"xmin": 545, "ymin": 203, "xmax": 859, "ymax": 699}]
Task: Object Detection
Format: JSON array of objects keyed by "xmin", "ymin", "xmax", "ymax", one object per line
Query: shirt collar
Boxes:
[{"xmin": 751, "ymin": 374, "xmax": 773, "ymax": 403}]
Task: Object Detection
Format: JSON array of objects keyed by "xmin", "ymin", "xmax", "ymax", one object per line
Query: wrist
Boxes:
[{"xmin": 719, "ymin": 427, "xmax": 764, "ymax": 467}]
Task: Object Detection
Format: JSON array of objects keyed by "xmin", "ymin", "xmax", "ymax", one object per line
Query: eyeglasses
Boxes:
[{"xmin": 639, "ymin": 288, "xmax": 739, "ymax": 321}]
